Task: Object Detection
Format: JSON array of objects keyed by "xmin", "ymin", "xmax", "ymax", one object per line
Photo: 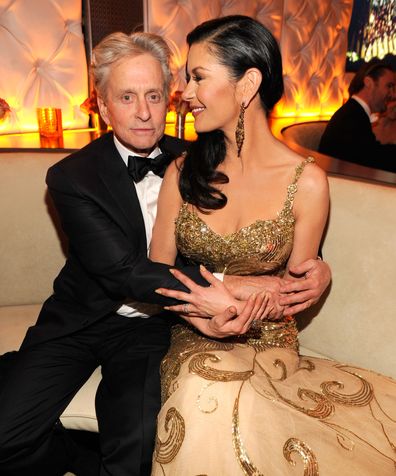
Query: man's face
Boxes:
[
  {"xmin": 369, "ymin": 69, "xmax": 395, "ymax": 113},
  {"xmin": 98, "ymin": 53, "xmax": 168, "ymax": 156}
]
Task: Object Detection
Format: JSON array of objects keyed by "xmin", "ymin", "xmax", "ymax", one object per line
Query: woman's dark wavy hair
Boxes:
[{"xmin": 179, "ymin": 15, "xmax": 284, "ymax": 211}]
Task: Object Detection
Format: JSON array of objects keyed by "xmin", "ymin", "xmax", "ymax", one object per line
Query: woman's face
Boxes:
[{"xmin": 182, "ymin": 42, "xmax": 241, "ymax": 135}]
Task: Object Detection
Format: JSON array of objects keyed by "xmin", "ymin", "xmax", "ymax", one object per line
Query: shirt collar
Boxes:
[
  {"xmin": 351, "ymin": 95, "xmax": 378, "ymax": 123},
  {"xmin": 113, "ymin": 134, "xmax": 161, "ymax": 166}
]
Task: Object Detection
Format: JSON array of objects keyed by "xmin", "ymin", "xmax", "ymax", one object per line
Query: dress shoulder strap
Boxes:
[
  {"xmin": 282, "ymin": 156, "xmax": 315, "ymax": 215},
  {"xmin": 292, "ymin": 156, "xmax": 315, "ymax": 185}
]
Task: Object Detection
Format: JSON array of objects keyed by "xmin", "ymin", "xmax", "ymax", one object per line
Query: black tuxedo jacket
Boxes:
[
  {"xmin": 318, "ymin": 98, "xmax": 396, "ymax": 173},
  {"xmin": 22, "ymin": 132, "xmax": 204, "ymax": 348}
]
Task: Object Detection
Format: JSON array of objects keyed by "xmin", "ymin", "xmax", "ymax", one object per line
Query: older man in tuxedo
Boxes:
[
  {"xmin": 319, "ymin": 60, "xmax": 396, "ymax": 172},
  {"xmin": 0, "ymin": 32, "xmax": 330, "ymax": 476}
]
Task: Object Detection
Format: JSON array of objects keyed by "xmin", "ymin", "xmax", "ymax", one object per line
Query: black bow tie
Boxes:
[{"xmin": 127, "ymin": 153, "xmax": 169, "ymax": 183}]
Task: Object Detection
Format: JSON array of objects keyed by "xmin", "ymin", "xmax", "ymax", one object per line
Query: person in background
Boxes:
[
  {"xmin": 372, "ymin": 95, "xmax": 396, "ymax": 145},
  {"xmin": 149, "ymin": 16, "xmax": 396, "ymax": 475},
  {"xmin": 0, "ymin": 30, "xmax": 330, "ymax": 476},
  {"xmin": 319, "ymin": 59, "xmax": 396, "ymax": 173}
]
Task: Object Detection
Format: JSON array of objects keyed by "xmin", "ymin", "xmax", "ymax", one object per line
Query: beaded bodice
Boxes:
[{"xmin": 175, "ymin": 157, "xmax": 314, "ymax": 276}]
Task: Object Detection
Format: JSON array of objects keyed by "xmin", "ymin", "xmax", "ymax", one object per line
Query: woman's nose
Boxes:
[{"xmin": 182, "ymin": 82, "xmax": 194, "ymax": 102}]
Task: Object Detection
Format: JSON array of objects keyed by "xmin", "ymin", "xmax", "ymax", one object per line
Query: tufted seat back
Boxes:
[{"xmin": 0, "ymin": 0, "xmax": 89, "ymax": 134}]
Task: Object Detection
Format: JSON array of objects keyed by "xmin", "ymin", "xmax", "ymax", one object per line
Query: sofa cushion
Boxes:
[
  {"xmin": 0, "ymin": 304, "xmax": 99, "ymax": 432},
  {"xmin": 0, "ymin": 153, "xmax": 68, "ymax": 306},
  {"xmin": 60, "ymin": 367, "xmax": 100, "ymax": 432}
]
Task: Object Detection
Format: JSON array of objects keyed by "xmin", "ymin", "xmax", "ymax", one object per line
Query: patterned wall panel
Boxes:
[
  {"xmin": 0, "ymin": 0, "xmax": 89, "ymax": 133},
  {"xmin": 280, "ymin": 0, "xmax": 353, "ymax": 116},
  {"xmin": 84, "ymin": 0, "xmax": 144, "ymax": 62},
  {"xmin": 146, "ymin": 0, "xmax": 354, "ymax": 117}
]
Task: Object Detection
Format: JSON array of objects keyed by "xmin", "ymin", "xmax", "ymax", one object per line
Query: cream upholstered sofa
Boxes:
[
  {"xmin": 0, "ymin": 149, "xmax": 395, "ymax": 436},
  {"xmin": 0, "ymin": 151, "xmax": 99, "ymax": 432}
]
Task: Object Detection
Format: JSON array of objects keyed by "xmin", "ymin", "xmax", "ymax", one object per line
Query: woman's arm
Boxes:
[
  {"xmin": 151, "ymin": 159, "xmax": 268, "ymax": 319},
  {"xmin": 284, "ymin": 163, "xmax": 330, "ymax": 279},
  {"xmin": 149, "ymin": 158, "xmax": 183, "ymax": 265}
]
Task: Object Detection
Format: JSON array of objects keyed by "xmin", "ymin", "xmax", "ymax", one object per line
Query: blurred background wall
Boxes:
[{"xmin": 0, "ymin": 0, "xmax": 353, "ymax": 134}]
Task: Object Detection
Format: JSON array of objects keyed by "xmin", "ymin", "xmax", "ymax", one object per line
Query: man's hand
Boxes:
[{"xmin": 279, "ymin": 259, "xmax": 331, "ymax": 315}]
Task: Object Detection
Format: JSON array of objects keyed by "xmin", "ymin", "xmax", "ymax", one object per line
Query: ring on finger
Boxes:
[{"xmin": 183, "ymin": 303, "xmax": 190, "ymax": 314}]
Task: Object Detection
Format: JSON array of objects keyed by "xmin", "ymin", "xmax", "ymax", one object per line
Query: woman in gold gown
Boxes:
[{"xmin": 149, "ymin": 16, "xmax": 396, "ymax": 475}]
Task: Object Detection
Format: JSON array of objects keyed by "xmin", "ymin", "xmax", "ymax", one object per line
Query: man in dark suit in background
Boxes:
[
  {"xmin": 319, "ymin": 60, "xmax": 396, "ymax": 172},
  {"xmin": 0, "ymin": 31, "xmax": 331, "ymax": 476}
]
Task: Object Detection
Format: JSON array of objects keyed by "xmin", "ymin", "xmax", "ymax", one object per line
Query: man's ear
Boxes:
[
  {"xmin": 97, "ymin": 95, "xmax": 110, "ymax": 126},
  {"xmin": 363, "ymin": 75, "xmax": 375, "ymax": 91},
  {"xmin": 238, "ymin": 68, "xmax": 262, "ymax": 106}
]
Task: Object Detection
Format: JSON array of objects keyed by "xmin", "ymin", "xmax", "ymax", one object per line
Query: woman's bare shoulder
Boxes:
[
  {"xmin": 279, "ymin": 146, "xmax": 328, "ymax": 197},
  {"xmin": 163, "ymin": 154, "xmax": 185, "ymax": 183}
]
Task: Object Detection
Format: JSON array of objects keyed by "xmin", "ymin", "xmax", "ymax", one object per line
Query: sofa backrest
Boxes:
[
  {"xmin": 1, "ymin": 151, "xmax": 395, "ymax": 378},
  {"xmin": 299, "ymin": 175, "xmax": 396, "ymax": 378},
  {"xmin": 0, "ymin": 152, "xmax": 69, "ymax": 305},
  {"xmin": 281, "ymin": 121, "xmax": 328, "ymax": 151}
]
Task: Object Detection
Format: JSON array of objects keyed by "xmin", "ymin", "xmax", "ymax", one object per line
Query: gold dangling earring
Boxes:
[{"xmin": 235, "ymin": 103, "xmax": 245, "ymax": 157}]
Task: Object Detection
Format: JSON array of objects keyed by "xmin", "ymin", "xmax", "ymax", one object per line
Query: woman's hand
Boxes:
[
  {"xmin": 157, "ymin": 265, "xmax": 240, "ymax": 316},
  {"xmin": 181, "ymin": 293, "xmax": 270, "ymax": 339},
  {"xmin": 157, "ymin": 265, "xmax": 270, "ymax": 320},
  {"xmin": 223, "ymin": 274, "xmax": 285, "ymax": 320}
]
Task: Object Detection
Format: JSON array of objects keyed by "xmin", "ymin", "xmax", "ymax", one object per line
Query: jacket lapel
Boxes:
[
  {"xmin": 96, "ymin": 135, "xmax": 147, "ymax": 247},
  {"xmin": 95, "ymin": 133, "xmax": 187, "ymax": 250}
]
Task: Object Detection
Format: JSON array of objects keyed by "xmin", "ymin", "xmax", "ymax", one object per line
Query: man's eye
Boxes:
[
  {"xmin": 122, "ymin": 94, "xmax": 133, "ymax": 102},
  {"xmin": 148, "ymin": 93, "xmax": 161, "ymax": 103}
]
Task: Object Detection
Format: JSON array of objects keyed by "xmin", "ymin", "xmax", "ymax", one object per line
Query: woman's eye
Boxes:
[{"xmin": 193, "ymin": 75, "xmax": 202, "ymax": 82}]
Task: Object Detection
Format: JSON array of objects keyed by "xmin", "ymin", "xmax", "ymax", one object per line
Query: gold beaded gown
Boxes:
[{"xmin": 151, "ymin": 159, "xmax": 396, "ymax": 475}]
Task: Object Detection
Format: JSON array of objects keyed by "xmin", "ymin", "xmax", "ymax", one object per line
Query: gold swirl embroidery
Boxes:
[
  {"xmin": 283, "ymin": 438, "xmax": 319, "ymax": 476},
  {"xmin": 273, "ymin": 359, "xmax": 315, "ymax": 382},
  {"xmin": 296, "ymin": 358, "xmax": 316, "ymax": 373},
  {"xmin": 296, "ymin": 389, "xmax": 335, "ymax": 418},
  {"xmin": 320, "ymin": 374, "xmax": 374, "ymax": 406},
  {"xmin": 324, "ymin": 421, "xmax": 396, "ymax": 463},
  {"xmin": 256, "ymin": 360, "xmax": 335, "ymax": 418},
  {"xmin": 189, "ymin": 352, "xmax": 254, "ymax": 382},
  {"xmin": 336, "ymin": 432, "xmax": 355, "ymax": 451},
  {"xmin": 196, "ymin": 382, "xmax": 218, "ymax": 414},
  {"xmin": 160, "ymin": 325, "xmax": 235, "ymax": 402},
  {"xmin": 237, "ymin": 316, "xmax": 299, "ymax": 353},
  {"xmin": 154, "ymin": 407, "xmax": 185, "ymax": 464},
  {"xmin": 232, "ymin": 392, "xmax": 264, "ymax": 476},
  {"xmin": 273, "ymin": 358, "xmax": 288, "ymax": 380}
]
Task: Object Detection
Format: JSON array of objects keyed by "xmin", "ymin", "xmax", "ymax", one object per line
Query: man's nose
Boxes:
[{"xmin": 136, "ymin": 98, "xmax": 151, "ymax": 121}]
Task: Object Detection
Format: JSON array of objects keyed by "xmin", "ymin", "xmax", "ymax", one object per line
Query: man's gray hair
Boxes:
[{"xmin": 91, "ymin": 31, "xmax": 173, "ymax": 101}]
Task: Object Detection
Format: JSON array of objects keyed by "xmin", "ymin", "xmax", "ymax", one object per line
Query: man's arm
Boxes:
[
  {"xmin": 47, "ymin": 165, "xmax": 207, "ymax": 306},
  {"xmin": 223, "ymin": 258, "xmax": 331, "ymax": 317},
  {"xmin": 279, "ymin": 258, "xmax": 331, "ymax": 314},
  {"xmin": 155, "ymin": 258, "xmax": 330, "ymax": 337}
]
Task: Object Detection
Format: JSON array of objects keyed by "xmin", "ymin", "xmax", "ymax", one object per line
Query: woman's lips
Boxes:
[{"xmin": 191, "ymin": 107, "xmax": 205, "ymax": 118}]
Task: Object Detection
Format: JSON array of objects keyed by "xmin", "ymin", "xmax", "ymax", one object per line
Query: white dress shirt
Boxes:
[
  {"xmin": 351, "ymin": 95, "xmax": 378, "ymax": 123},
  {"xmin": 112, "ymin": 135, "xmax": 223, "ymax": 319},
  {"xmin": 113, "ymin": 135, "xmax": 163, "ymax": 318}
]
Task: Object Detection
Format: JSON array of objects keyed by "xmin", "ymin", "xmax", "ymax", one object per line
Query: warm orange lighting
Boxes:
[{"xmin": 36, "ymin": 108, "xmax": 63, "ymax": 138}]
